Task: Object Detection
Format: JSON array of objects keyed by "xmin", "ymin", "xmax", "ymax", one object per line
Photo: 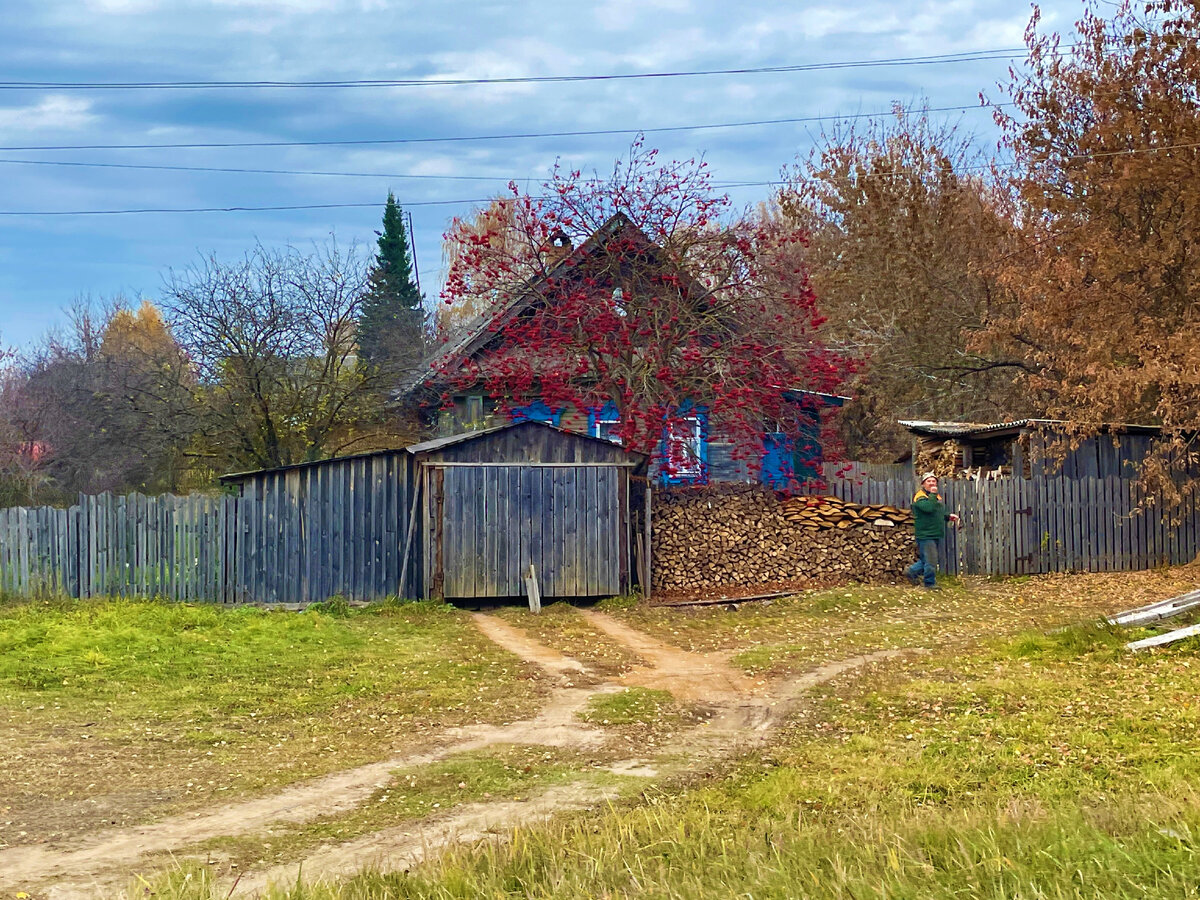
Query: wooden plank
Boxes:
[
  {"xmin": 527, "ymin": 467, "xmax": 544, "ymax": 598},
  {"xmin": 1127, "ymin": 622, "xmax": 1200, "ymax": 651},
  {"xmin": 441, "ymin": 466, "xmax": 459, "ymax": 598},
  {"xmin": 645, "ymin": 484, "xmax": 653, "ymax": 599},
  {"xmin": 602, "ymin": 466, "xmax": 619, "ymax": 595},
  {"xmin": 618, "ymin": 470, "xmax": 630, "ymax": 594},
  {"xmin": 488, "ymin": 467, "xmax": 506, "ymax": 596},
  {"xmin": 503, "ymin": 466, "xmax": 519, "ymax": 596},
  {"xmin": 562, "ymin": 467, "xmax": 580, "ymax": 597}
]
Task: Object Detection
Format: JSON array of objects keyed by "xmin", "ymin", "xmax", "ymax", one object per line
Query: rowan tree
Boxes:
[
  {"xmin": 987, "ymin": 0, "xmax": 1200, "ymax": 495},
  {"xmin": 437, "ymin": 140, "xmax": 845, "ymax": 474},
  {"xmin": 778, "ymin": 106, "xmax": 1031, "ymax": 460}
]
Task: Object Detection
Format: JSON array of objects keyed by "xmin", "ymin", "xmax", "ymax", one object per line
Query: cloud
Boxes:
[{"xmin": 0, "ymin": 95, "xmax": 97, "ymax": 135}]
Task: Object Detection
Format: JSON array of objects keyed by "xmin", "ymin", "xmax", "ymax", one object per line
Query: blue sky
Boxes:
[{"xmin": 0, "ymin": 0, "xmax": 1084, "ymax": 349}]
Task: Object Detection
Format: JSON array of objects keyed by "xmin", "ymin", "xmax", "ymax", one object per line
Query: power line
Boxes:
[
  {"xmin": 0, "ymin": 198, "xmax": 498, "ymax": 216},
  {"xmin": 0, "ymin": 102, "xmax": 1004, "ymax": 154},
  {"xmin": 0, "ymin": 157, "xmax": 525, "ymax": 182},
  {"xmin": 0, "ymin": 47, "xmax": 1036, "ymax": 91},
  {"xmin": 3, "ymin": 138, "xmax": 1195, "ymax": 217}
]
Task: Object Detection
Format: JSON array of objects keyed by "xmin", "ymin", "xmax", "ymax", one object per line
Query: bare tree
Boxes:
[{"xmin": 165, "ymin": 241, "xmax": 401, "ymax": 472}]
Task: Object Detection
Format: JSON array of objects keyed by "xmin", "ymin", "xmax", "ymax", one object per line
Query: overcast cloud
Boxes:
[{"xmin": 0, "ymin": 0, "xmax": 1083, "ymax": 347}]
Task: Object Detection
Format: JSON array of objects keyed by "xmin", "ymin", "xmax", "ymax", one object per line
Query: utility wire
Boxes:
[
  {"xmin": 0, "ymin": 102, "xmax": 1001, "ymax": 170},
  {"xmin": 0, "ymin": 102, "xmax": 1005, "ymax": 154},
  {"xmin": 0, "ymin": 47, "xmax": 1038, "ymax": 91},
  {"xmin": 2, "ymin": 136, "xmax": 1193, "ymax": 217}
]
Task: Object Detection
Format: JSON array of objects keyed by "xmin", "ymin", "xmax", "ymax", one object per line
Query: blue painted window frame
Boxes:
[
  {"xmin": 509, "ymin": 399, "xmax": 563, "ymax": 427},
  {"xmin": 660, "ymin": 404, "xmax": 708, "ymax": 485},
  {"xmin": 587, "ymin": 401, "xmax": 623, "ymax": 444}
]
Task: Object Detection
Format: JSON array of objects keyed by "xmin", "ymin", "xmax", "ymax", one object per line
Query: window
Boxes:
[
  {"xmin": 594, "ymin": 413, "xmax": 622, "ymax": 444},
  {"xmin": 465, "ymin": 395, "xmax": 485, "ymax": 427},
  {"xmin": 665, "ymin": 415, "xmax": 704, "ymax": 479},
  {"xmin": 590, "ymin": 402, "xmax": 623, "ymax": 444}
]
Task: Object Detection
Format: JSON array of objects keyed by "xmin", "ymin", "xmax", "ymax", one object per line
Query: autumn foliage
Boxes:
[
  {"xmin": 987, "ymin": 0, "xmax": 1200, "ymax": 495},
  {"xmin": 437, "ymin": 142, "xmax": 846, "ymax": 473}
]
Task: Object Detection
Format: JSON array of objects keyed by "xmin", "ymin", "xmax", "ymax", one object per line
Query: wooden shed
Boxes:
[
  {"xmin": 219, "ymin": 420, "xmax": 647, "ymax": 604},
  {"xmin": 408, "ymin": 421, "xmax": 647, "ymax": 600}
]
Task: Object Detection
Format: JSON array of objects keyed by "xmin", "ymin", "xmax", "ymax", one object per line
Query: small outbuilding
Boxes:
[
  {"xmin": 407, "ymin": 421, "xmax": 647, "ymax": 601},
  {"xmin": 220, "ymin": 420, "xmax": 647, "ymax": 604}
]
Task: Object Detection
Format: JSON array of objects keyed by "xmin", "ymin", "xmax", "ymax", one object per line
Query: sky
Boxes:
[{"xmin": 0, "ymin": 0, "xmax": 1086, "ymax": 349}]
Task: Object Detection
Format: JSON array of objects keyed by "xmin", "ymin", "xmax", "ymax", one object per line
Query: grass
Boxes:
[
  {"xmin": 578, "ymin": 686, "xmax": 682, "ymax": 726},
  {"xmin": 616, "ymin": 568, "xmax": 1200, "ymax": 676},
  {"xmin": 0, "ymin": 596, "xmax": 544, "ymax": 843},
  {"xmin": 130, "ymin": 575, "xmax": 1200, "ymax": 899}
]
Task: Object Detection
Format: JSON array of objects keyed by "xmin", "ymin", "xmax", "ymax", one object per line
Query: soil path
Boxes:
[
  {"xmin": 2, "ymin": 611, "xmax": 906, "ymax": 900},
  {"xmin": 579, "ymin": 610, "xmax": 760, "ymax": 701}
]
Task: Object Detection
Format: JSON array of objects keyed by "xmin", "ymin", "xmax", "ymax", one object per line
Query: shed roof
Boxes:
[
  {"xmin": 220, "ymin": 420, "xmax": 646, "ymax": 484},
  {"xmin": 407, "ymin": 419, "xmax": 648, "ymax": 459},
  {"xmin": 899, "ymin": 418, "xmax": 1163, "ymax": 439}
]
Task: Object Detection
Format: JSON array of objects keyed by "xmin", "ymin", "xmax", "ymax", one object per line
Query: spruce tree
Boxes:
[{"xmin": 358, "ymin": 192, "xmax": 424, "ymax": 370}]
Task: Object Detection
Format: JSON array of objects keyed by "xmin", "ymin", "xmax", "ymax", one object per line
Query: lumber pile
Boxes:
[
  {"xmin": 652, "ymin": 486, "xmax": 914, "ymax": 594},
  {"xmin": 779, "ymin": 495, "xmax": 913, "ymax": 530}
]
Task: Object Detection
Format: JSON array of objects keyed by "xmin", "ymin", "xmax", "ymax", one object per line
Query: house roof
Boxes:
[
  {"xmin": 899, "ymin": 418, "xmax": 1163, "ymax": 439},
  {"xmin": 400, "ymin": 211, "xmax": 649, "ymax": 398}
]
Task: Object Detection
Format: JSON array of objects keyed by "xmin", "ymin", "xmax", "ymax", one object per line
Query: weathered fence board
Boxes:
[{"xmin": 818, "ymin": 466, "xmax": 1200, "ymax": 576}]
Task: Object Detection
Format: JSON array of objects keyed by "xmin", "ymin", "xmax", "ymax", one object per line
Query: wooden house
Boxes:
[{"xmin": 401, "ymin": 212, "xmax": 844, "ymax": 487}]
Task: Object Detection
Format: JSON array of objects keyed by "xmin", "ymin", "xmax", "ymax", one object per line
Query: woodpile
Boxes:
[
  {"xmin": 652, "ymin": 485, "xmax": 915, "ymax": 595},
  {"xmin": 779, "ymin": 495, "xmax": 912, "ymax": 529},
  {"xmin": 915, "ymin": 439, "xmax": 965, "ymax": 479}
]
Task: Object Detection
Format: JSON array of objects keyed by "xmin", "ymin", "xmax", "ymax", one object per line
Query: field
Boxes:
[{"xmin": 1, "ymin": 568, "xmax": 1198, "ymax": 898}]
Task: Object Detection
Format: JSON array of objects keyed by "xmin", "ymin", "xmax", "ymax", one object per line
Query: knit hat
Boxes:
[{"xmin": 919, "ymin": 471, "xmax": 937, "ymax": 483}]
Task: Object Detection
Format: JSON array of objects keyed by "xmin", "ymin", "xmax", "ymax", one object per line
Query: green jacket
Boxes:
[{"xmin": 912, "ymin": 489, "xmax": 951, "ymax": 541}]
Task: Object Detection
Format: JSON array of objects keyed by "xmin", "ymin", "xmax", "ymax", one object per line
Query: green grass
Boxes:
[
  {"xmin": 0, "ymin": 596, "xmax": 544, "ymax": 841},
  {"xmin": 618, "ymin": 568, "xmax": 1200, "ymax": 677},
  {"xmin": 132, "ymin": 586, "xmax": 1200, "ymax": 899},
  {"xmin": 578, "ymin": 687, "xmax": 682, "ymax": 727}
]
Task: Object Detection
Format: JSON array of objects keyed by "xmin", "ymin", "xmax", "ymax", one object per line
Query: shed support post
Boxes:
[
  {"xmin": 644, "ymin": 483, "xmax": 652, "ymax": 601},
  {"xmin": 398, "ymin": 467, "xmax": 423, "ymax": 601}
]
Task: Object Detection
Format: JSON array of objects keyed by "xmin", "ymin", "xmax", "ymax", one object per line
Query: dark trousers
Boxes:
[{"xmin": 906, "ymin": 538, "xmax": 941, "ymax": 587}]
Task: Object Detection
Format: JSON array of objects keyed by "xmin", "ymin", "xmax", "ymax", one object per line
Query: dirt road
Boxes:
[{"xmin": 1, "ymin": 610, "xmax": 905, "ymax": 900}]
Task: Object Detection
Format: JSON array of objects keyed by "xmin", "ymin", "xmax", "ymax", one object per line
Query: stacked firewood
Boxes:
[
  {"xmin": 652, "ymin": 486, "xmax": 914, "ymax": 594},
  {"xmin": 779, "ymin": 495, "xmax": 913, "ymax": 530}
]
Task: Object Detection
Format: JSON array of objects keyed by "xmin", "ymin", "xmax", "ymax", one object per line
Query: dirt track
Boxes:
[{"xmin": 0, "ymin": 611, "xmax": 906, "ymax": 900}]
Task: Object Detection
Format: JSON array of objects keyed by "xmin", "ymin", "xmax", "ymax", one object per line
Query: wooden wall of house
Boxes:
[{"xmin": 1023, "ymin": 432, "xmax": 1158, "ymax": 479}]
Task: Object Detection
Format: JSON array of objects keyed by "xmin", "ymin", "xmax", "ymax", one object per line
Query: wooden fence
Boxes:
[
  {"xmin": 0, "ymin": 474, "xmax": 408, "ymax": 603},
  {"xmin": 0, "ymin": 493, "xmax": 234, "ymax": 600},
  {"xmin": 3, "ymin": 465, "xmax": 1200, "ymax": 600},
  {"xmin": 819, "ymin": 465, "xmax": 1200, "ymax": 576}
]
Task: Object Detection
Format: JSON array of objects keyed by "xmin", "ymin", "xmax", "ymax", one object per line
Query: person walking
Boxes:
[{"xmin": 906, "ymin": 472, "xmax": 959, "ymax": 589}]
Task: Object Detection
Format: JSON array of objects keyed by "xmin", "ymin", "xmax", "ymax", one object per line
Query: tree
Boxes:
[
  {"xmin": 987, "ymin": 0, "xmax": 1200, "ymax": 496},
  {"xmin": 165, "ymin": 242, "xmax": 392, "ymax": 473},
  {"xmin": 437, "ymin": 139, "xmax": 844, "ymax": 473},
  {"xmin": 437, "ymin": 197, "xmax": 527, "ymax": 342},
  {"xmin": 9, "ymin": 300, "xmax": 194, "ymax": 499},
  {"xmin": 777, "ymin": 107, "xmax": 1031, "ymax": 460},
  {"xmin": 357, "ymin": 192, "xmax": 424, "ymax": 373}
]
